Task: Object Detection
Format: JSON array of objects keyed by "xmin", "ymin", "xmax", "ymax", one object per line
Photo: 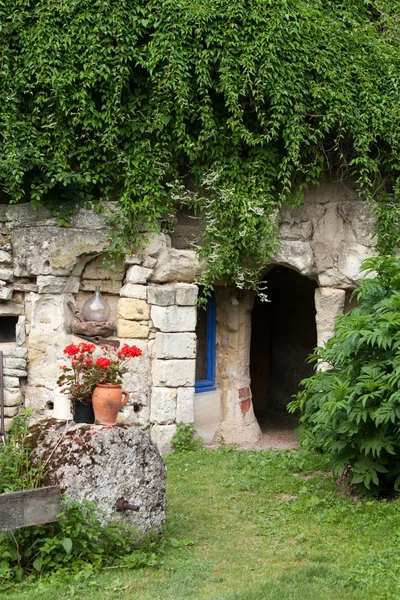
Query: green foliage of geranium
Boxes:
[
  {"xmin": 289, "ymin": 256, "xmax": 400, "ymax": 495},
  {"xmin": 2, "ymin": 1, "xmax": 400, "ymax": 288}
]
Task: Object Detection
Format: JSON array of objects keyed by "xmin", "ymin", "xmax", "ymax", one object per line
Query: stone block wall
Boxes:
[{"xmin": 0, "ymin": 181, "xmax": 378, "ymax": 451}]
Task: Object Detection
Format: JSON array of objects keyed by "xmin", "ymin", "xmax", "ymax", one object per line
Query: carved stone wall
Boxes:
[{"xmin": 0, "ymin": 181, "xmax": 377, "ymax": 449}]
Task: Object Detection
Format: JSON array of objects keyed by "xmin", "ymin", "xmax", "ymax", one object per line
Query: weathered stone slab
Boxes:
[
  {"xmin": 0, "ymin": 287, "xmax": 13, "ymax": 301},
  {"xmin": 125, "ymin": 265, "xmax": 153, "ymax": 284},
  {"xmin": 150, "ymin": 387, "xmax": 177, "ymax": 424},
  {"xmin": 119, "ymin": 284, "xmax": 147, "ymax": 299},
  {"xmin": 80, "ymin": 279, "xmax": 122, "ymax": 294},
  {"xmin": 2, "ymin": 347, "xmax": 28, "ymax": 359},
  {"xmin": 0, "ymin": 268, "xmax": 14, "ymax": 282},
  {"xmin": 117, "ymin": 298, "xmax": 150, "ymax": 321},
  {"xmin": 149, "ymin": 249, "xmax": 199, "ymax": 283},
  {"xmin": 314, "ymin": 287, "xmax": 346, "ymax": 347},
  {"xmin": 151, "ymin": 305, "xmax": 197, "ymax": 333},
  {"xmin": 3, "ymin": 376, "xmax": 20, "ymax": 387},
  {"xmin": 37, "ymin": 276, "xmax": 80, "ymax": 294},
  {"xmin": 147, "ymin": 286, "xmax": 175, "ymax": 307},
  {"xmin": 12, "ymin": 226, "xmax": 109, "ymax": 277},
  {"xmin": 150, "ymin": 423, "xmax": 176, "ymax": 455},
  {"xmin": 16, "ymin": 316, "xmax": 26, "ymax": 346},
  {"xmin": 4, "ymin": 388, "xmax": 23, "ymax": 407},
  {"xmin": 175, "ymin": 283, "xmax": 198, "ymax": 306},
  {"xmin": 152, "ymin": 359, "xmax": 196, "ymax": 387},
  {"xmin": 0, "ymin": 250, "xmax": 12, "ymax": 265},
  {"xmin": 176, "ymin": 387, "xmax": 195, "ymax": 423},
  {"xmin": 4, "ymin": 357, "xmax": 26, "ymax": 370},
  {"xmin": 0, "ymin": 302, "xmax": 24, "ymax": 316},
  {"xmin": 155, "ymin": 332, "xmax": 196, "ymax": 359},
  {"xmin": 117, "ymin": 319, "xmax": 149, "ymax": 338},
  {"xmin": 272, "ymin": 241, "xmax": 315, "ymax": 276},
  {"xmin": 81, "ymin": 255, "xmax": 125, "ymax": 281},
  {"xmin": 3, "ymin": 368, "xmax": 27, "ymax": 377},
  {"xmin": 27, "ymin": 420, "xmax": 167, "ymax": 533}
]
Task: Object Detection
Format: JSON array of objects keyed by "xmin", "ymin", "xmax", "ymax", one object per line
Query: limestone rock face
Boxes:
[{"xmin": 27, "ymin": 419, "xmax": 167, "ymax": 533}]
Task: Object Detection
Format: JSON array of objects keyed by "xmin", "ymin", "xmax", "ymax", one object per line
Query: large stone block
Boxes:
[
  {"xmin": 3, "ymin": 376, "xmax": 19, "ymax": 387},
  {"xmin": 149, "ymin": 249, "xmax": 200, "ymax": 283},
  {"xmin": 152, "ymin": 359, "xmax": 196, "ymax": 387},
  {"xmin": 147, "ymin": 286, "xmax": 175, "ymax": 306},
  {"xmin": 117, "ymin": 319, "xmax": 149, "ymax": 338},
  {"xmin": 80, "ymin": 279, "xmax": 122, "ymax": 294},
  {"xmin": 175, "ymin": 283, "xmax": 198, "ymax": 306},
  {"xmin": 81, "ymin": 254, "xmax": 125, "ymax": 281},
  {"xmin": 155, "ymin": 332, "xmax": 196, "ymax": 359},
  {"xmin": 0, "ymin": 268, "xmax": 14, "ymax": 281},
  {"xmin": 151, "ymin": 305, "xmax": 197, "ymax": 333},
  {"xmin": 37, "ymin": 276, "xmax": 80, "ymax": 294},
  {"xmin": 150, "ymin": 423, "xmax": 176, "ymax": 455},
  {"xmin": 119, "ymin": 284, "xmax": 147, "ymax": 299},
  {"xmin": 142, "ymin": 233, "xmax": 171, "ymax": 256},
  {"xmin": 272, "ymin": 241, "xmax": 315, "ymax": 276},
  {"xmin": 30, "ymin": 293, "xmax": 73, "ymax": 337},
  {"xmin": 125, "ymin": 265, "xmax": 153, "ymax": 284},
  {"xmin": 0, "ymin": 250, "xmax": 12, "ymax": 265},
  {"xmin": 4, "ymin": 357, "xmax": 26, "ymax": 370},
  {"xmin": 4, "ymin": 388, "xmax": 22, "ymax": 407},
  {"xmin": 176, "ymin": 387, "xmax": 195, "ymax": 423},
  {"xmin": 314, "ymin": 287, "xmax": 346, "ymax": 347},
  {"xmin": 4, "ymin": 405, "xmax": 19, "ymax": 418},
  {"xmin": 11, "ymin": 226, "xmax": 109, "ymax": 277},
  {"xmin": 16, "ymin": 316, "xmax": 26, "ymax": 345},
  {"xmin": 117, "ymin": 298, "xmax": 150, "ymax": 321},
  {"xmin": 0, "ymin": 286, "xmax": 13, "ymax": 301},
  {"xmin": 0, "ymin": 301, "xmax": 24, "ymax": 316},
  {"xmin": 2, "ymin": 347, "xmax": 28, "ymax": 359},
  {"xmin": 3, "ymin": 368, "xmax": 27, "ymax": 377},
  {"xmin": 150, "ymin": 387, "xmax": 177, "ymax": 424}
]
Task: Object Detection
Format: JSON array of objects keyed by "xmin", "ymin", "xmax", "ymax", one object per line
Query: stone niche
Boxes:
[{"xmin": 0, "ymin": 181, "xmax": 377, "ymax": 452}]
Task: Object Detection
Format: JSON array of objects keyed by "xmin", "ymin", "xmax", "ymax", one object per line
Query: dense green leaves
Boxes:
[
  {"xmin": 289, "ymin": 257, "xmax": 400, "ymax": 495},
  {"xmin": 1, "ymin": 1, "xmax": 400, "ymax": 287}
]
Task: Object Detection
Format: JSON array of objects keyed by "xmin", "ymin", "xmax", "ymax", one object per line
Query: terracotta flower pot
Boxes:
[{"xmin": 92, "ymin": 384, "xmax": 129, "ymax": 426}]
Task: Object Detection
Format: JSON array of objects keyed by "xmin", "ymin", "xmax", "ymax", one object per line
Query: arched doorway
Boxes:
[{"xmin": 250, "ymin": 266, "xmax": 317, "ymax": 429}]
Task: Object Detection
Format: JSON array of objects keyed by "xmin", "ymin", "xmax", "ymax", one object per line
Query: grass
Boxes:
[{"xmin": 3, "ymin": 447, "xmax": 400, "ymax": 599}]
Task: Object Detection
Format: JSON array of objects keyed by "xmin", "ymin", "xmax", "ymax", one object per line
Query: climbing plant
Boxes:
[{"xmin": 1, "ymin": 0, "xmax": 400, "ymax": 288}]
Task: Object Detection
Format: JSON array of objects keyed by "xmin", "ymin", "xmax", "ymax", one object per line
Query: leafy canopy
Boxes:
[
  {"xmin": 1, "ymin": 0, "xmax": 400, "ymax": 288},
  {"xmin": 289, "ymin": 257, "xmax": 400, "ymax": 495}
]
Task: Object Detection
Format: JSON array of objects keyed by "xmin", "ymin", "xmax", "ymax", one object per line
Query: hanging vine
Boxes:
[{"xmin": 1, "ymin": 0, "xmax": 400, "ymax": 289}]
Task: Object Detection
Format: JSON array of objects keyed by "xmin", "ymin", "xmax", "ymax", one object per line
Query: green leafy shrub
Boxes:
[
  {"xmin": 0, "ymin": 498, "xmax": 160, "ymax": 586},
  {"xmin": 0, "ymin": 410, "xmax": 42, "ymax": 494},
  {"xmin": 289, "ymin": 257, "xmax": 400, "ymax": 495},
  {"xmin": 170, "ymin": 422, "xmax": 203, "ymax": 453}
]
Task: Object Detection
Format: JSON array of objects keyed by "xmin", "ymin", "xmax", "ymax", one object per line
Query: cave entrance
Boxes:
[{"xmin": 250, "ymin": 266, "xmax": 317, "ymax": 433}]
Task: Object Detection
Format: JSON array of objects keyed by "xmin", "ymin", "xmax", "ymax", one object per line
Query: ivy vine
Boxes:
[{"xmin": 1, "ymin": 0, "xmax": 400, "ymax": 289}]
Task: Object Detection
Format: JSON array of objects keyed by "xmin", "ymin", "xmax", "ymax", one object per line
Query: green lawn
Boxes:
[{"xmin": 3, "ymin": 448, "xmax": 400, "ymax": 600}]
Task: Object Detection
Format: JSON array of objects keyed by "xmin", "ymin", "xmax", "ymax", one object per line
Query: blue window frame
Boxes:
[{"xmin": 195, "ymin": 292, "xmax": 216, "ymax": 393}]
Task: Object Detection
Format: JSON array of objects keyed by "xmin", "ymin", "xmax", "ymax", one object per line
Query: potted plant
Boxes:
[
  {"xmin": 90, "ymin": 344, "xmax": 142, "ymax": 426},
  {"xmin": 57, "ymin": 342, "xmax": 97, "ymax": 424}
]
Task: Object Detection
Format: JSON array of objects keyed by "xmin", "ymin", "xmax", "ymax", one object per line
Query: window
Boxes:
[
  {"xmin": 0, "ymin": 317, "xmax": 18, "ymax": 343},
  {"xmin": 195, "ymin": 292, "xmax": 216, "ymax": 393}
]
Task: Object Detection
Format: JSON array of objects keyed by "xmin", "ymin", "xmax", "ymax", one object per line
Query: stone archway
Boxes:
[{"xmin": 250, "ymin": 266, "xmax": 317, "ymax": 421}]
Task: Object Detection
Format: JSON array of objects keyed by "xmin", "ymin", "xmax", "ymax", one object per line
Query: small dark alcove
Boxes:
[
  {"xmin": 0, "ymin": 316, "xmax": 18, "ymax": 343},
  {"xmin": 250, "ymin": 267, "xmax": 317, "ymax": 422}
]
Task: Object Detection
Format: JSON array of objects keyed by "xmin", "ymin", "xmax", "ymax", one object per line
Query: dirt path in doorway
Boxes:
[{"xmin": 241, "ymin": 409, "xmax": 299, "ymax": 451}]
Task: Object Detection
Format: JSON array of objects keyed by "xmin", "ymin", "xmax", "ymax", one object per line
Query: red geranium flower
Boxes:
[
  {"xmin": 63, "ymin": 344, "xmax": 79, "ymax": 356},
  {"xmin": 95, "ymin": 357, "xmax": 111, "ymax": 369},
  {"xmin": 118, "ymin": 344, "xmax": 142, "ymax": 359}
]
